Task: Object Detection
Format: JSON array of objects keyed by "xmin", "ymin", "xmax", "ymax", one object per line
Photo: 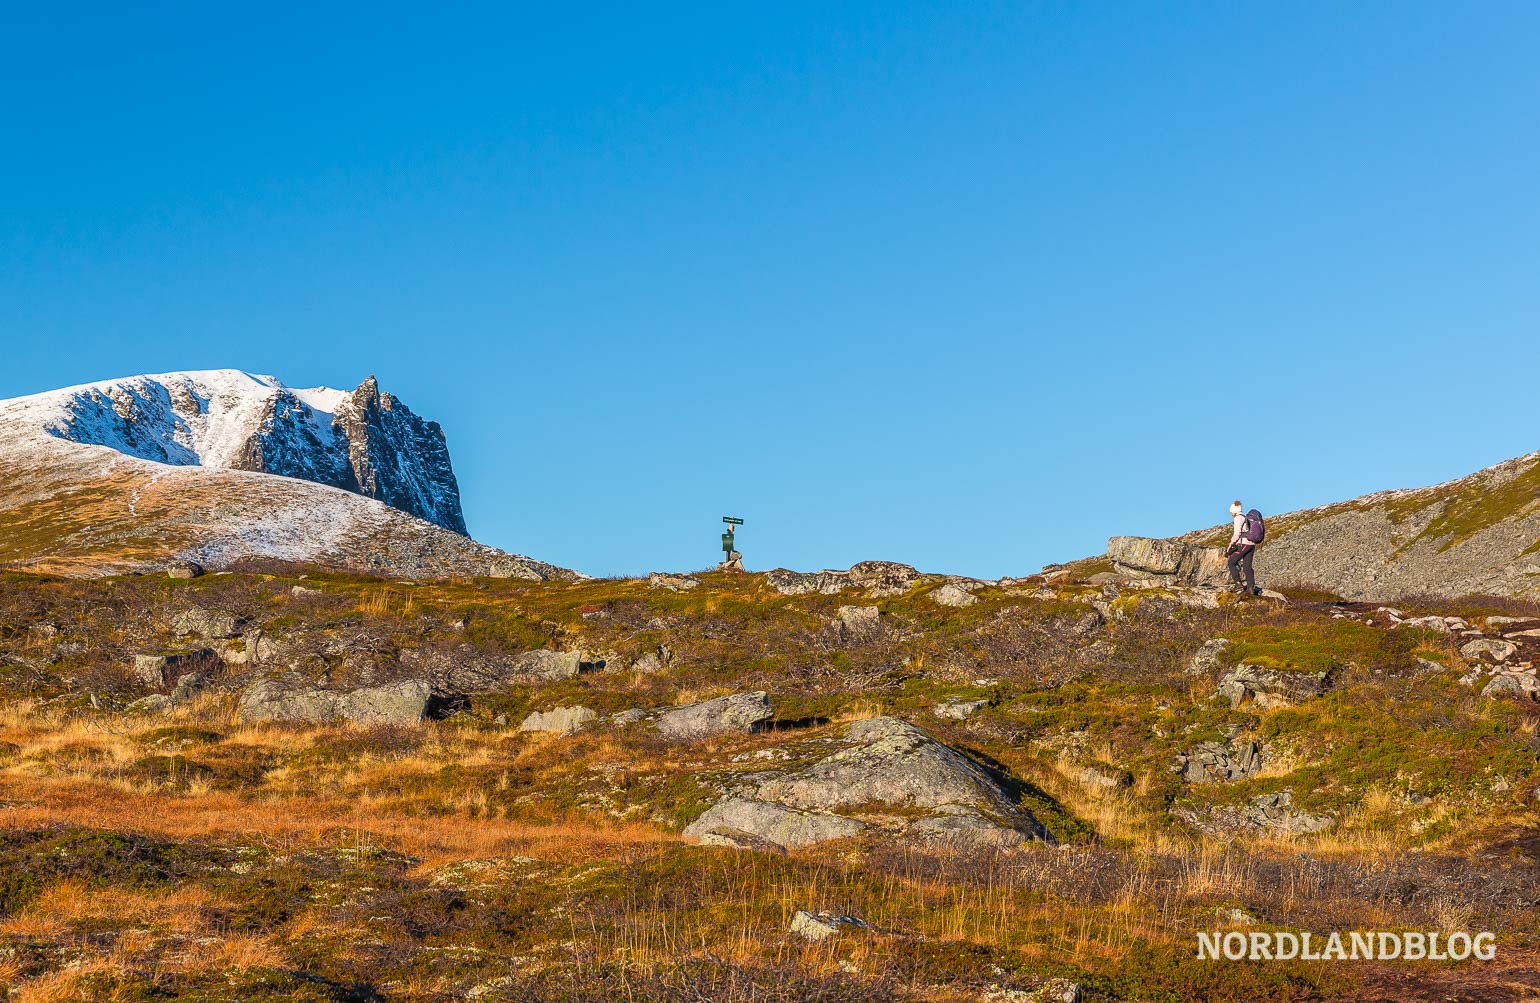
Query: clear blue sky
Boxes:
[{"xmin": 3, "ymin": 3, "xmax": 1538, "ymax": 578}]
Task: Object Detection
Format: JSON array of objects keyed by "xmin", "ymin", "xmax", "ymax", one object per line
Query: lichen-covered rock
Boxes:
[
  {"xmin": 789, "ymin": 910, "xmax": 867, "ymax": 941},
  {"xmin": 765, "ymin": 568, "xmax": 849, "ymax": 596},
  {"xmin": 655, "ymin": 692, "xmax": 772, "ymax": 741},
  {"xmin": 166, "ymin": 561, "xmax": 204, "ymax": 579},
  {"xmin": 1186, "ymin": 638, "xmax": 1233, "ymax": 676},
  {"xmin": 684, "ymin": 798, "xmax": 864, "ymax": 848},
  {"xmin": 930, "ymin": 583, "xmax": 978, "ymax": 607},
  {"xmin": 683, "ymin": 717, "xmax": 1049, "ymax": 852},
  {"xmin": 1107, "ymin": 536, "xmax": 1187, "ymax": 575},
  {"xmin": 1462, "ymin": 638, "xmax": 1518, "ymax": 663},
  {"xmin": 133, "ymin": 651, "xmax": 212, "ymax": 689},
  {"xmin": 513, "ymin": 649, "xmax": 583, "ymax": 681},
  {"xmin": 1180, "ymin": 740, "xmax": 1263, "ymax": 783},
  {"xmin": 933, "ymin": 698, "xmax": 988, "ymax": 720},
  {"xmin": 836, "ymin": 605, "xmax": 881, "ymax": 641},
  {"xmin": 239, "ymin": 678, "xmax": 430, "ymax": 725},
  {"xmin": 847, "ymin": 560, "xmax": 921, "ymax": 597},
  {"xmin": 170, "ymin": 607, "xmax": 240, "ymax": 639},
  {"xmin": 1179, "ymin": 790, "xmax": 1333, "ymax": 836},
  {"xmin": 1482, "ymin": 671, "xmax": 1539, "ymax": 701},
  {"xmin": 1217, "ymin": 663, "xmax": 1332, "ymax": 708},
  {"xmin": 519, "ymin": 705, "xmax": 598, "ymax": 735},
  {"xmin": 648, "ymin": 572, "xmax": 701, "ymax": 591}
]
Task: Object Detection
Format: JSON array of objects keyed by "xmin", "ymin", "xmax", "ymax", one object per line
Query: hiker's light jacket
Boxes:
[{"xmin": 1229, "ymin": 514, "xmax": 1250, "ymax": 549}]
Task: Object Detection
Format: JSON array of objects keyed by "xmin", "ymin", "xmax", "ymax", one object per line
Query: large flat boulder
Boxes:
[
  {"xmin": 655, "ymin": 692, "xmax": 772, "ymax": 741},
  {"xmin": 683, "ymin": 798, "xmax": 864, "ymax": 848},
  {"xmin": 240, "ymin": 678, "xmax": 430, "ymax": 726},
  {"xmin": 685, "ymin": 716, "xmax": 1051, "ymax": 852}
]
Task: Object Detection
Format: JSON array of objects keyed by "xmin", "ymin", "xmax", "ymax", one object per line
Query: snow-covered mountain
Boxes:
[
  {"xmin": 1, "ymin": 370, "xmax": 466, "ymax": 533},
  {"xmin": 0, "ymin": 370, "xmax": 570, "ymax": 580}
]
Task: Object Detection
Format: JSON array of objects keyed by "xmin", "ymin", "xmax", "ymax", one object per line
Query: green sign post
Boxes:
[{"xmin": 721, "ymin": 516, "xmax": 744, "ymax": 565}]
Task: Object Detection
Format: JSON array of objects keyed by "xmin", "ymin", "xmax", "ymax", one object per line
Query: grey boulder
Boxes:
[
  {"xmin": 240, "ymin": 678, "xmax": 431, "ymax": 726},
  {"xmin": 655, "ymin": 692, "xmax": 773, "ymax": 741},
  {"xmin": 1217, "ymin": 663, "xmax": 1332, "ymax": 708},
  {"xmin": 683, "ymin": 798, "xmax": 864, "ymax": 848},
  {"xmin": 519, "ymin": 705, "xmax": 598, "ymax": 735},
  {"xmin": 170, "ymin": 607, "xmax": 240, "ymax": 639},
  {"xmin": 1185, "ymin": 639, "xmax": 1233, "ymax": 676},
  {"xmin": 1462, "ymin": 638, "xmax": 1518, "ymax": 663}
]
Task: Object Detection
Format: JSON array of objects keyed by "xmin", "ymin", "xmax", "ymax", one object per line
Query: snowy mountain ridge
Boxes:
[{"xmin": 0, "ymin": 369, "xmax": 467, "ymax": 534}]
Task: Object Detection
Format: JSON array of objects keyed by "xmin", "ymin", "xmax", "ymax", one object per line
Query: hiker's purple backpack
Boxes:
[{"xmin": 1244, "ymin": 509, "xmax": 1266, "ymax": 544}]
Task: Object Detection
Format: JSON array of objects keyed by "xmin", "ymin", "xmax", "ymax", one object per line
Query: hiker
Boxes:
[{"xmin": 1226, "ymin": 501, "xmax": 1265, "ymax": 595}]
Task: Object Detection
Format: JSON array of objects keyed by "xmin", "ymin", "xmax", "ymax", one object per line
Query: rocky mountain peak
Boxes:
[{"xmin": 0, "ymin": 369, "xmax": 469, "ymax": 535}]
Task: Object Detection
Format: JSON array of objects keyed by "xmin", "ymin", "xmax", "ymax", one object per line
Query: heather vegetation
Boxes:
[{"xmin": 1, "ymin": 564, "xmax": 1538, "ymax": 1001}]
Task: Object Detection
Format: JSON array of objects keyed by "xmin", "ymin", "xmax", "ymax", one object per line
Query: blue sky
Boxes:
[{"xmin": 3, "ymin": 3, "xmax": 1538, "ymax": 577}]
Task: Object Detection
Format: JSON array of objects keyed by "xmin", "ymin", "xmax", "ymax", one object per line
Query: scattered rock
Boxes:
[
  {"xmin": 655, "ymin": 692, "xmax": 773, "ymax": 741},
  {"xmin": 169, "ymin": 671, "xmax": 207, "ymax": 702},
  {"xmin": 519, "ymin": 705, "xmax": 598, "ymax": 735},
  {"xmin": 1462, "ymin": 638, "xmax": 1519, "ymax": 663},
  {"xmin": 125, "ymin": 694, "xmax": 173, "ymax": 714},
  {"xmin": 789, "ymin": 910, "xmax": 867, "ymax": 941},
  {"xmin": 648, "ymin": 572, "xmax": 701, "ymax": 591},
  {"xmin": 1506, "ymin": 629, "xmax": 1540, "ymax": 640},
  {"xmin": 933, "ymin": 697, "xmax": 989, "ymax": 720},
  {"xmin": 1186, "ymin": 638, "xmax": 1233, "ymax": 676},
  {"xmin": 1486, "ymin": 616, "xmax": 1538, "ymax": 628},
  {"xmin": 930, "ymin": 583, "xmax": 978, "ymax": 607},
  {"xmin": 610, "ymin": 708, "xmax": 647, "ymax": 726},
  {"xmin": 1217, "ymin": 664, "xmax": 1332, "ymax": 709},
  {"xmin": 166, "ymin": 561, "xmax": 204, "ymax": 579},
  {"xmin": 290, "ymin": 585, "xmax": 323, "ymax": 598}
]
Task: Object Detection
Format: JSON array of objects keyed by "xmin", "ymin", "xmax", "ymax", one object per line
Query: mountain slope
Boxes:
[
  {"xmin": 1176, "ymin": 449, "xmax": 1540, "ymax": 599},
  {"xmin": 2, "ymin": 369, "xmax": 466, "ymax": 532},
  {"xmin": 0, "ymin": 370, "xmax": 568, "ymax": 580}
]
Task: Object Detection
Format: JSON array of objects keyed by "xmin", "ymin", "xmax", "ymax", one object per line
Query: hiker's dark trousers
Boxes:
[{"xmin": 1227, "ymin": 544, "xmax": 1256, "ymax": 592}]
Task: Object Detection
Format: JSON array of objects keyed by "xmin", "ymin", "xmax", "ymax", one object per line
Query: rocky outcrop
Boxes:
[
  {"xmin": 655, "ymin": 692, "xmax": 773, "ymax": 741},
  {"xmin": 685, "ymin": 717, "xmax": 1051, "ymax": 852},
  {"xmin": 239, "ymin": 678, "xmax": 431, "ymax": 725},
  {"xmin": 1180, "ymin": 739, "xmax": 1264, "ymax": 783},
  {"xmin": 766, "ymin": 561, "xmax": 923, "ymax": 597},
  {"xmin": 1217, "ymin": 664, "xmax": 1333, "ymax": 708},
  {"xmin": 1167, "ymin": 450, "xmax": 1540, "ymax": 600},
  {"xmin": 1178, "ymin": 790, "xmax": 1333, "ymax": 836},
  {"xmin": 1462, "ymin": 638, "xmax": 1518, "ymax": 663},
  {"xmin": 1107, "ymin": 537, "xmax": 1228, "ymax": 587},
  {"xmin": 331, "ymin": 376, "xmax": 467, "ymax": 534}
]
